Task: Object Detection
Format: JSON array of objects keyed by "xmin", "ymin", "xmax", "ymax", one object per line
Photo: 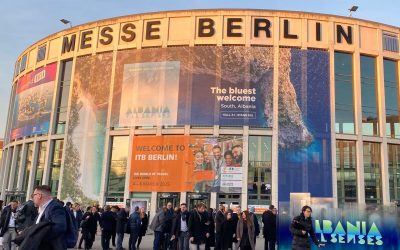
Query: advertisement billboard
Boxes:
[
  {"xmin": 112, "ymin": 46, "xmax": 274, "ymax": 128},
  {"xmin": 129, "ymin": 135, "xmax": 243, "ymax": 193},
  {"xmin": 11, "ymin": 63, "xmax": 57, "ymax": 139}
]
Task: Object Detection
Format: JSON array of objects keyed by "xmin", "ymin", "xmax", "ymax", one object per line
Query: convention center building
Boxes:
[{"xmin": 1, "ymin": 9, "xmax": 399, "ymax": 220}]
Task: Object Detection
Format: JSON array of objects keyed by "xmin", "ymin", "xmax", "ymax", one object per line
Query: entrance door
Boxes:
[
  {"xmin": 157, "ymin": 192, "xmax": 180, "ymax": 209},
  {"xmin": 217, "ymin": 193, "xmax": 241, "ymax": 211},
  {"xmin": 187, "ymin": 193, "xmax": 210, "ymax": 210}
]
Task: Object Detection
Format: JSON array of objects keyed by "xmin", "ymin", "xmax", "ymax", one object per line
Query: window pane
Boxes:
[
  {"xmin": 336, "ymin": 140, "xmax": 357, "ymax": 205},
  {"xmin": 34, "ymin": 142, "xmax": 47, "ymax": 187},
  {"xmin": 335, "ymin": 52, "xmax": 355, "ymax": 134},
  {"xmin": 363, "ymin": 142, "xmax": 381, "ymax": 204},
  {"xmin": 384, "ymin": 59, "xmax": 400, "ymax": 138},
  {"xmin": 360, "ymin": 56, "xmax": 379, "ymax": 136},
  {"xmin": 106, "ymin": 136, "xmax": 129, "ymax": 199},
  {"xmin": 48, "ymin": 140, "xmax": 64, "ymax": 196},
  {"xmin": 388, "ymin": 144, "xmax": 400, "ymax": 202},
  {"xmin": 247, "ymin": 136, "xmax": 272, "ymax": 205},
  {"xmin": 37, "ymin": 45, "xmax": 46, "ymax": 62},
  {"xmin": 54, "ymin": 60, "xmax": 73, "ymax": 134},
  {"xmin": 12, "ymin": 145, "xmax": 23, "ymax": 190},
  {"xmin": 22, "ymin": 143, "xmax": 34, "ymax": 192}
]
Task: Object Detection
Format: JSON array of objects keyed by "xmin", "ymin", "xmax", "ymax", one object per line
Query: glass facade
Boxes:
[
  {"xmin": 48, "ymin": 140, "xmax": 64, "ymax": 196},
  {"xmin": 388, "ymin": 144, "xmax": 400, "ymax": 202},
  {"xmin": 54, "ymin": 60, "xmax": 73, "ymax": 134},
  {"xmin": 360, "ymin": 55, "xmax": 379, "ymax": 136},
  {"xmin": 12, "ymin": 145, "xmax": 22, "ymax": 190},
  {"xmin": 363, "ymin": 142, "xmax": 382, "ymax": 204},
  {"xmin": 336, "ymin": 140, "xmax": 357, "ymax": 205},
  {"xmin": 21, "ymin": 143, "xmax": 34, "ymax": 193},
  {"xmin": 34, "ymin": 141, "xmax": 47, "ymax": 187},
  {"xmin": 384, "ymin": 59, "xmax": 400, "ymax": 138},
  {"xmin": 106, "ymin": 136, "xmax": 129, "ymax": 202},
  {"xmin": 335, "ymin": 52, "xmax": 355, "ymax": 134},
  {"xmin": 248, "ymin": 136, "xmax": 272, "ymax": 205}
]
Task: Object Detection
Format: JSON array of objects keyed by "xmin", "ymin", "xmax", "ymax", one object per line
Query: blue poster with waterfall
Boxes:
[
  {"xmin": 276, "ymin": 49, "xmax": 400, "ymax": 250},
  {"xmin": 278, "ymin": 48, "xmax": 332, "ymax": 202}
]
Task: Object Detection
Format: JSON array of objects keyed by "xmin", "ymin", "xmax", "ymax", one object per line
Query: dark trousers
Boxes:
[
  {"xmin": 111, "ymin": 230, "xmax": 116, "ymax": 246},
  {"xmin": 84, "ymin": 231, "xmax": 96, "ymax": 250},
  {"xmin": 130, "ymin": 233, "xmax": 139, "ymax": 250},
  {"xmin": 102, "ymin": 230, "xmax": 112, "ymax": 250},
  {"xmin": 78, "ymin": 232, "xmax": 84, "ymax": 248},
  {"xmin": 137, "ymin": 234, "xmax": 144, "ymax": 247},
  {"xmin": 215, "ymin": 233, "xmax": 221, "ymax": 250},
  {"xmin": 153, "ymin": 231, "xmax": 163, "ymax": 250},
  {"xmin": 264, "ymin": 238, "xmax": 276, "ymax": 250}
]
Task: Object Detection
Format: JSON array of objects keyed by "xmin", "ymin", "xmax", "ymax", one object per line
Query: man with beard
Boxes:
[
  {"xmin": 231, "ymin": 145, "xmax": 243, "ymax": 165},
  {"xmin": 171, "ymin": 203, "xmax": 190, "ymax": 250}
]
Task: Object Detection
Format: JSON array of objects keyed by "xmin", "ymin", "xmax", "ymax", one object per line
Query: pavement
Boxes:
[{"xmin": 72, "ymin": 232, "xmax": 267, "ymax": 250}]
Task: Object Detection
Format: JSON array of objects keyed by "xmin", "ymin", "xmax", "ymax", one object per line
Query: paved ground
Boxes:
[{"xmin": 73, "ymin": 232, "xmax": 266, "ymax": 250}]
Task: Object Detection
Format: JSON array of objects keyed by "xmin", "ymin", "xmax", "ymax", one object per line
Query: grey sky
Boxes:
[{"xmin": 0, "ymin": 0, "xmax": 399, "ymax": 137}]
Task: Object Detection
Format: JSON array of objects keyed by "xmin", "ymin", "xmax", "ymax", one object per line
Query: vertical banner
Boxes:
[
  {"xmin": 61, "ymin": 53, "xmax": 112, "ymax": 204},
  {"xmin": 278, "ymin": 48, "xmax": 332, "ymax": 201},
  {"xmin": 11, "ymin": 63, "xmax": 57, "ymax": 139},
  {"xmin": 130, "ymin": 136, "xmax": 243, "ymax": 193}
]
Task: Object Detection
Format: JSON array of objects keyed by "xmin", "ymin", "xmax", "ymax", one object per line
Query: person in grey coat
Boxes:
[
  {"xmin": 236, "ymin": 210, "xmax": 255, "ymax": 250},
  {"xmin": 149, "ymin": 206, "xmax": 167, "ymax": 250}
]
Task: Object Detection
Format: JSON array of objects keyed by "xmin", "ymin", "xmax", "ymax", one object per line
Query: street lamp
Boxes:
[
  {"xmin": 348, "ymin": 6, "xmax": 359, "ymax": 17},
  {"xmin": 60, "ymin": 19, "xmax": 72, "ymax": 28}
]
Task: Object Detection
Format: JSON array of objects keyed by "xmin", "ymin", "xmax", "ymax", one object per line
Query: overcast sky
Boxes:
[{"xmin": 0, "ymin": 0, "xmax": 399, "ymax": 137}]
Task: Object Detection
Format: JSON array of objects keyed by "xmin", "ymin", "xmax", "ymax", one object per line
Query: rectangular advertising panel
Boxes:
[
  {"xmin": 129, "ymin": 135, "xmax": 243, "ymax": 193},
  {"xmin": 11, "ymin": 63, "xmax": 57, "ymax": 139},
  {"xmin": 112, "ymin": 46, "xmax": 273, "ymax": 128}
]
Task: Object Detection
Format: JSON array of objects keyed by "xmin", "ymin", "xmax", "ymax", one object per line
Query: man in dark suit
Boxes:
[
  {"xmin": 32, "ymin": 185, "xmax": 67, "ymax": 250},
  {"xmin": 214, "ymin": 204, "xmax": 225, "ymax": 250},
  {"xmin": 101, "ymin": 205, "xmax": 115, "ymax": 250},
  {"xmin": 0, "ymin": 200, "xmax": 19, "ymax": 250},
  {"xmin": 15, "ymin": 199, "xmax": 38, "ymax": 233},
  {"xmin": 72, "ymin": 203, "xmax": 83, "ymax": 230}
]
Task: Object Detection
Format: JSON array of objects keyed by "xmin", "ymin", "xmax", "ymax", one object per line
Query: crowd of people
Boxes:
[
  {"xmin": 146, "ymin": 202, "xmax": 279, "ymax": 250},
  {"xmin": 0, "ymin": 185, "xmax": 325, "ymax": 250}
]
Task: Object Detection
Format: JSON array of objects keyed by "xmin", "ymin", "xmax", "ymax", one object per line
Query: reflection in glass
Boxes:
[
  {"xmin": 12, "ymin": 145, "xmax": 23, "ymax": 190},
  {"xmin": 106, "ymin": 136, "xmax": 129, "ymax": 201},
  {"xmin": 55, "ymin": 60, "xmax": 73, "ymax": 134},
  {"xmin": 48, "ymin": 140, "xmax": 64, "ymax": 196},
  {"xmin": 363, "ymin": 142, "xmax": 381, "ymax": 204},
  {"xmin": 360, "ymin": 56, "xmax": 379, "ymax": 136},
  {"xmin": 384, "ymin": 59, "xmax": 400, "ymax": 138},
  {"xmin": 34, "ymin": 142, "xmax": 47, "ymax": 187},
  {"xmin": 247, "ymin": 136, "xmax": 272, "ymax": 205},
  {"xmin": 22, "ymin": 143, "xmax": 34, "ymax": 193},
  {"xmin": 388, "ymin": 144, "xmax": 400, "ymax": 202},
  {"xmin": 336, "ymin": 140, "xmax": 357, "ymax": 205},
  {"xmin": 335, "ymin": 52, "xmax": 355, "ymax": 134}
]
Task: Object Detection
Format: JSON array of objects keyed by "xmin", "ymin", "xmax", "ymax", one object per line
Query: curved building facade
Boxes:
[{"xmin": 1, "ymin": 10, "xmax": 400, "ymax": 222}]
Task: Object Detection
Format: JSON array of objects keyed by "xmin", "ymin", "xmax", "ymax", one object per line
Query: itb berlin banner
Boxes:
[{"xmin": 129, "ymin": 135, "xmax": 243, "ymax": 193}]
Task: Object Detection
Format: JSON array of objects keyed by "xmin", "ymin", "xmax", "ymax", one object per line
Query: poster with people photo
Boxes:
[{"xmin": 129, "ymin": 135, "xmax": 243, "ymax": 193}]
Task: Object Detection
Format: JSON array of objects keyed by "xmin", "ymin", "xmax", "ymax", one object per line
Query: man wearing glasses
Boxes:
[
  {"xmin": 32, "ymin": 185, "xmax": 67, "ymax": 249},
  {"xmin": 290, "ymin": 205, "xmax": 325, "ymax": 249}
]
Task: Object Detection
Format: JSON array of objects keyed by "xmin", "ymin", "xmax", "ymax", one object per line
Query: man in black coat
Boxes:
[
  {"xmin": 116, "ymin": 207, "xmax": 129, "ymax": 250},
  {"xmin": 171, "ymin": 203, "xmax": 190, "ymax": 250},
  {"xmin": 290, "ymin": 205, "xmax": 324, "ymax": 250},
  {"xmin": 262, "ymin": 205, "xmax": 277, "ymax": 250},
  {"xmin": 101, "ymin": 205, "xmax": 116, "ymax": 250},
  {"xmin": 82, "ymin": 206, "xmax": 102, "ymax": 249},
  {"xmin": 0, "ymin": 200, "xmax": 19, "ymax": 250},
  {"xmin": 163, "ymin": 202, "xmax": 174, "ymax": 250},
  {"xmin": 214, "ymin": 205, "xmax": 225, "ymax": 250},
  {"xmin": 188, "ymin": 203, "xmax": 210, "ymax": 249},
  {"xmin": 32, "ymin": 185, "xmax": 67, "ymax": 250}
]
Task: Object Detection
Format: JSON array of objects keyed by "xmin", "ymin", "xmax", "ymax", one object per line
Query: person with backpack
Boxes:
[{"xmin": 15, "ymin": 199, "xmax": 38, "ymax": 234}]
